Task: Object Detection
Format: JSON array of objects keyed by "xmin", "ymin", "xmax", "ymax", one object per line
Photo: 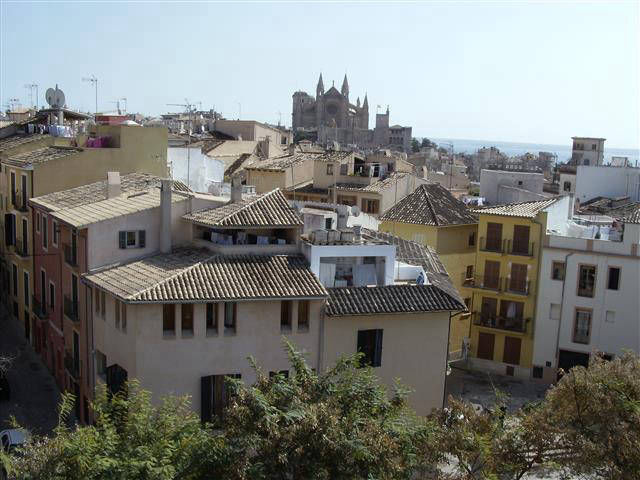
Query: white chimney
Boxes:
[
  {"xmin": 160, "ymin": 179, "xmax": 172, "ymax": 253},
  {"xmin": 107, "ymin": 171, "xmax": 121, "ymax": 199},
  {"xmin": 230, "ymin": 176, "xmax": 243, "ymax": 203}
]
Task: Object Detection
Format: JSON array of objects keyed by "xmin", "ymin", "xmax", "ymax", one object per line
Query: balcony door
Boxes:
[
  {"xmin": 512, "ymin": 225, "xmax": 530, "ymax": 255},
  {"xmin": 509, "ymin": 264, "xmax": 528, "ymax": 293},
  {"xmin": 486, "ymin": 222, "xmax": 502, "ymax": 251},
  {"xmin": 481, "ymin": 297, "xmax": 497, "ymax": 322},
  {"xmin": 477, "ymin": 332, "xmax": 495, "ymax": 360},
  {"xmin": 483, "ymin": 260, "xmax": 500, "ymax": 289},
  {"xmin": 503, "ymin": 336, "xmax": 522, "ymax": 365}
]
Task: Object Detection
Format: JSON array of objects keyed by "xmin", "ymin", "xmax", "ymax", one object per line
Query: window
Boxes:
[
  {"xmin": 578, "ymin": 265, "xmax": 596, "ymax": 297},
  {"xmin": 23, "ymin": 271, "xmax": 29, "ymax": 308},
  {"xmin": 95, "ymin": 288, "xmax": 101, "ymax": 315},
  {"xmin": 121, "ymin": 303, "xmax": 127, "ymax": 332},
  {"xmin": 118, "ymin": 230, "xmax": 146, "ymax": 249},
  {"xmin": 549, "ymin": 303, "xmax": 561, "ymax": 321},
  {"xmin": 163, "ymin": 304, "xmax": 175, "ymax": 335},
  {"xmin": 485, "ymin": 222, "xmax": 503, "ymax": 252},
  {"xmin": 357, "ymin": 329, "xmax": 383, "ymax": 367},
  {"xmin": 605, "ymin": 310, "xmax": 616, "ymax": 323},
  {"xmin": 591, "ymin": 143, "xmax": 597, "ymax": 151},
  {"xmin": 517, "ymin": 180, "xmax": 523, "ymax": 186},
  {"xmin": 563, "ymin": 181, "xmax": 572, "ymax": 192},
  {"xmin": 36, "ymin": 212, "xmax": 40, "ymax": 233},
  {"xmin": 465, "ymin": 265, "xmax": 474, "ymax": 280},
  {"xmin": 468, "ymin": 232, "xmax": 476, "ymax": 247},
  {"xmin": 326, "ymin": 163, "xmax": 334, "ymax": 176},
  {"xmin": 551, "ymin": 261, "xmax": 565, "ymax": 280},
  {"xmin": 49, "ymin": 282, "xmax": 55, "ymax": 310},
  {"xmin": 280, "ymin": 301, "xmax": 292, "ymax": 331},
  {"xmin": 11, "ymin": 264, "xmax": 18, "ymax": 297},
  {"xmin": 464, "ymin": 297, "xmax": 471, "ymax": 309},
  {"xmin": 181, "ymin": 304, "xmax": 194, "ymax": 336},
  {"xmin": 607, "ymin": 267, "xmax": 620, "ymax": 290},
  {"xmin": 412, "ymin": 233, "xmax": 425, "ymax": 244},
  {"xmin": 298, "ymin": 300, "xmax": 309, "ymax": 331},
  {"xmin": 573, "ymin": 308, "xmax": 592, "ymax": 344},
  {"xmin": 224, "ymin": 303, "xmax": 236, "ymax": 334},
  {"xmin": 115, "ymin": 299, "xmax": 120, "ymax": 329},
  {"xmin": 100, "ymin": 291, "xmax": 106, "ymax": 318},
  {"xmin": 361, "ymin": 198, "xmax": 379, "ymax": 214},
  {"xmin": 52, "ymin": 220, "xmax": 59, "ymax": 247},
  {"xmin": 21, "ymin": 218, "xmax": 28, "ymax": 255},
  {"xmin": 96, "ymin": 351, "xmax": 107, "ymax": 380},
  {"xmin": 206, "ymin": 303, "xmax": 218, "ymax": 334},
  {"xmin": 10, "ymin": 171, "xmax": 15, "ymax": 206},
  {"xmin": 200, "ymin": 373, "xmax": 241, "ymax": 423},
  {"xmin": 40, "ymin": 270, "xmax": 46, "ymax": 309},
  {"xmin": 42, "ymin": 214, "xmax": 48, "ymax": 249},
  {"xmin": 532, "ymin": 366, "xmax": 543, "ymax": 379},
  {"xmin": 325, "ymin": 217, "xmax": 332, "ymax": 229}
]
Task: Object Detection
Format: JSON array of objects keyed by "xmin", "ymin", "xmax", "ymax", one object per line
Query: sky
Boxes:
[{"xmin": 1, "ymin": 1, "xmax": 638, "ymax": 148}]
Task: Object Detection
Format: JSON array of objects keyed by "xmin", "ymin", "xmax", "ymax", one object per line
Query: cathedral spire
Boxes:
[
  {"xmin": 356, "ymin": 97, "xmax": 360, "ymax": 108},
  {"xmin": 341, "ymin": 74, "xmax": 349, "ymax": 97},
  {"xmin": 316, "ymin": 73, "xmax": 324, "ymax": 97},
  {"xmin": 363, "ymin": 93, "xmax": 369, "ymax": 110}
]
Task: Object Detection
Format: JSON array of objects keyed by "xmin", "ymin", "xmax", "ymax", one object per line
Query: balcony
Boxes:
[
  {"xmin": 506, "ymin": 239, "xmax": 536, "ymax": 257},
  {"xmin": 466, "ymin": 276, "xmax": 533, "ymax": 296},
  {"xmin": 63, "ymin": 244, "xmax": 78, "ymax": 267},
  {"xmin": 472, "ymin": 312, "xmax": 528, "ymax": 333},
  {"xmin": 480, "ymin": 236, "xmax": 505, "ymax": 254},
  {"xmin": 465, "ymin": 274, "xmax": 501, "ymax": 292},
  {"xmin": 13, "ymin": 191, "xmax": 29, "ymax": 212},
  {"xmin": 32, "ymin": 296, "xmax": 48, "ymax": 320},
  {"xmin": 64, "ymin": 351, "xmax": 81, "ymax": 380},
  {"xmin": 15, "ymin": 239, "xmax": 28, "ymax": 258},
  {"xmin": 63, "ymin": 295, "xmax": 79, "ymax": 323},
  {"xmin": 503, "ymin": 277, "xmax": 534, "ymax": 296}
]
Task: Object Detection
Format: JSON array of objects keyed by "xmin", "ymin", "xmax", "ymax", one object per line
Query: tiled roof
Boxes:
[
  {"xmin": 2, "ymin": 146, "xmax": 81, "ymax": 167},
  {"xmin": 287, "ymin": 182, "xmax": 329, "ymax": 196},
  {"xmin": 84, "ymin": 249, "xmax": 327, "ymax": 303},
  {"xmin": 52, "ymin": 189, "xmax": 187, "ymax": 228},
  {"xmin": 380, "ymin": 183, "xmax": 477, "ymax": 226},
  {"xmin": 0, "ymin": 133, "xmax": 49, "ymax": 154},
  {"xmin": 361, "ymin": 229, "xmax": 464, "ymax": 305},
  {"xmin": 246, "ymin": 151, "xmax": 351, "ymax": 172},
  {"xmin": 183, "ymin": 189, "xmax": 302, "ymax": 228},
  {"xmin": 334, "ymin": 172, "xmax": 412, "ymax": 193},
  {"xmin": 473, "ymin": 197, "xmax": 561, "ymax": 218},
  {"xmin": 624, "ymin": 206, "xmax": 640, "ymax": 224},
  {"xmin": 326, "ymin": 285, "xmax": 464, "ymax": 316},
  {"xmin": 29, "ymin": 173, "xmax": 166, "ymax": 212}
]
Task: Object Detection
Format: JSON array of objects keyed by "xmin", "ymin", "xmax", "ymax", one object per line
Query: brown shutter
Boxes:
[
  {"xmin": 509, "ymin": 264, "xmax": 528, "ymax": 293},
  {"xmin": 477, "ymin": 332, "xmax": 495, "ymax": 360},
  {"xmin": 483, "ymin": 260, "xmax": 500, "ymax": 289},
  {"xmin": 503, "ymin": 337, "xmax": 522, "ymax": 365},
  {"xmin": 512, "ymin": 225, "xmax": 530, "ymax": 254},
  {"xmin": 486, "ymin": 222, "xmax": 502, "ymax": 251}
]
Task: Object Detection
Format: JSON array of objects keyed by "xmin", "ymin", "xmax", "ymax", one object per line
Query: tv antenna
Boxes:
[
  {"xmin": 110, "ymin": 97, "xmax": 127, "ymax": 115},
  {"xmin": 24, "ymin": 83, "xmax": 39, "ymax": 109},
  {"xmin": 82, "ymin": 75, "xmax": 98, "ymax": 114},
  {"xmin": 167, "ymin": 100, "xmax": 199, "ymax": 189},
  {"xmin": 276, "ymin": 110, "xmax": 282, "ymax": 126}
]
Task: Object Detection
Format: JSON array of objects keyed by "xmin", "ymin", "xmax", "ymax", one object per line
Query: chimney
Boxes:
[
  {"xmin": 230, "ymin": 176, "xmax": 243, "ymax": 203},
  {"xmin": 160, "ymin": 178, "xmax": 172, "ymax": 253},
  {"xmin": 107, "ymin": 171, "xmax": 121, "ymax": 199}
]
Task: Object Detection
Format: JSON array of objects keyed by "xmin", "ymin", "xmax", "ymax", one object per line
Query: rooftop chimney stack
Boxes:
[
  {"xmin": 107, "ymin": 171, "xmax": 121, "ymax": 199},
  {"xmin": 230, "ymin": 176, "xmax": 243, "ymax": 203},
  {"xmin": 160, "ymin": 179, "xmax": 172, "ymax": 253}
]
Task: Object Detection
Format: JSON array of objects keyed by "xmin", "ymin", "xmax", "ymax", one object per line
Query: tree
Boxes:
[
  {"xmin": 411, "ymin": 138, "xmax": 420, "ymax": 153},
  {"xmin": 421, "ymin": 138, "xmax": 437, "ymax": 149},
  {"xmin": 540, "ymin": 352, "xmax": 640, "ymax": 479}
]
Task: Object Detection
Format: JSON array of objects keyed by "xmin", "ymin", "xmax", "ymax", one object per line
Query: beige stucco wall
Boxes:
[
  {"xmin": 323, "ymin": 311, "xmax": 450, "ymax": 416},
  {"xmin": 247, "ymin": 158, "xmax": 315, "ymax": 193},
  {"xmin": 93, "ymin": 298, "xmax": 325, "ymax": 413}
]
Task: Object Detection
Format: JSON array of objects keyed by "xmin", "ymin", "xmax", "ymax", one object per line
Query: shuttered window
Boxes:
[
  {"xmin": 280, "ymin": 301, "xmax": 292, "ymax": 331},
  {"xmin": 181, "ymin": 304, "xmax": 194, "ymax": 335},
  {"xmin": 224, "ymin": 303, "xmax": 236, "ymax": 333},
  {"xmin": 298, "ymin": 300, "xmax": 309, "ymax": 331},
  {"xmin": 485, "ymin": 222, "xmax": 502, "ymax": 251},
  {"xmin": 163, "ymin": 304, "xmax": 175, "ymax": 335},
  {"xmin": 357, "ymin": 329, "xmax": 383, "ymax": 367},
  {"xmin": 206, "ymin": 303, "xmax": 218, "ymax": 333},
  {"xmin": 201, "ymin": 373, "xmax": 241, "ymax": 423}
]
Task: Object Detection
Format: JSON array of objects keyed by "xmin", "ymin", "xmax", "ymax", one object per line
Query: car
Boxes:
[
  {"xmin": 0, "ymin": 372, "xmax": 10, "ymax": 402},
  {"xmin": 1, "ymin": 429, "xmax": 28, "ymax": 480}
]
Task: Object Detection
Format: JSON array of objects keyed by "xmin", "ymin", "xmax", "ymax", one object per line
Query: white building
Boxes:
[
  {"xmin": 533, "ymin": 206, "xmax": 640, "ymax": 381},
  {"xmin": 574, "ymin": 165, "xmax": 640, "ymax": 204},
  {"xmin": 480, "ymin": 169, "xmax": 547, "ymax": 205},
  {"xmin": 571, "ymin": 137, "xmax": 605, "ymax": 166}
]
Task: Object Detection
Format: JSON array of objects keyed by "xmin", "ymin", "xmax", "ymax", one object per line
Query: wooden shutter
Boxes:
[
  {"xmin": 480, "ymin": 297, "xmax": 497, "ymax": 321},
  {"xmin": 373, "ymin": 329, "xmax": 383, "ymax": 367},
  {"xmin": 503, "ymin": 337, "xmax": 522, "ymax": 365},
  {"xmin": 509, "ymin": 264, "xmax": 527, "ymax": 293},
  {"xmin": 512, "ymin": 225, "xmax": 530, "ymax": 254},
  {"xmin": 118, "ymin": 231, "xmax": 126, "ymax": 249},
  {"xmin": 201, "ymin": 375, "xmax": 213, "ymax": 423},
  {"xmin": 486, "ymin": 222, "xmax": 502, "ymax": 251},
  {"xmin": 483, "ymin": 260, "xmax": 500, "ymax": 289},
  {"xmin": 4, "ymin": 214, "xmax": 12, "ymax": 246},
  {"xmin": 477, "ymin": 332, "xmax": 495, "ymax": 360},
  {"xmin": 138, "ymin": 230, "xmax": 146, "ymax": 248}
]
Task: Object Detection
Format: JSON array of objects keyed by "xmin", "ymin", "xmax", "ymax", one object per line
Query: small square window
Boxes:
[
  {"xmin": 605, "ymin": 310, "xmax": 615, "ymax": 323},
  {"xmin": 126, "ymin": 231, "xmax": 136, "ymax": 247},
  {"xmin": 607, "ymin": 267, "xmax": 620, "ymax": 290},
  {"xmin": 532, "ymin": 366, "xmax": 543, "ymax": 379},
  {"xmin": 551, "ymin": 261, "xmax": 565, "ymax": 280},
  {"xmin": 549, "ymin": 303, "xmax": 561, "ymax": 321}
]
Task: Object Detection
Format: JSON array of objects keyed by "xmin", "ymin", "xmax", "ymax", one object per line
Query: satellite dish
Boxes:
[
  {"xmin": 45, "ymin": 84, "xmax": 65, "ymax": 109},
  {"xmin": 350, "ymin": 205, "xmax": 360, "ymax": 217}
]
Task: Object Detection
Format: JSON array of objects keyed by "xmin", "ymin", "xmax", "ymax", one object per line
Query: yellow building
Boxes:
[
  {"xmin": 0, "ymin": 123, "xmax": 168, "ymax": 342},
  {"xmin": 379, "ymin": 183, "xmax": 478, "ymax": 358},
  {"xmin": 467, "ymin": 198, "xmax": 566, "ymax": 378}
]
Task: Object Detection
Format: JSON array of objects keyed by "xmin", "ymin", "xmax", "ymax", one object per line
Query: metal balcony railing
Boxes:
[
  {"xmin": 32, "ymin": 295, "xmax": 48, "ymax": 320},
  {"xmin": 15, "ymin": 239, "xmax": 28, "ymax": 258},
  {"xmin": 64, "ymin": 351, "xmax": 81, "ymax": 380},
  {"xmin": 63, "ymin": 295, "xmax": 79, "ymax": 322},
  {"xmin": 505, "ymin": 239, "xmax": 536, "ymax": 257},
  {"xmin": 480, "ymin": 236, "xmax": 505, "ymax": 254},
  {"xmin": 63, "ymin": 244, "xmax": 78, "ymax": 267},
  {"xmin": 465, "ymin": 274, "xmax": 501, "ymax": 291},
  {"xmin": 503, "ymin": 277, "xmax": 533, "ymax": 296},
  {"xmin": 466, "ymin": 275, "xmax": 533, "ymax": 296},
  {"xmin": 472, "ymin": 312, "xmax": 528, "ymax": 333}
]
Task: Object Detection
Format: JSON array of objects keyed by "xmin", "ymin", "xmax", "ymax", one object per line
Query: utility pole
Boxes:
[
  {"xmin": 167, "ymin": 100, "xmax": 198, "ymax": 189},
  {"xmin": 82, "ymin": 75, "xmax": 98, "ymax": 114},
  {"xmin": 237, "ymin": 102, "xmax": 241, "ymax": 120},
  {"xmin": 24, "ymin": 83, "xmax": 38, "ymax": 109}
]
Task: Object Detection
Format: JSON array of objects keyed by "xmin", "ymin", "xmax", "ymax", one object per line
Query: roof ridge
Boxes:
[
  {"xmin": 421, "ymin": 184, "xmax": 440, "ymax": 226},
  {"xmin": 217, "ymin": 189, "xmax": 279, "ymax": 224}
]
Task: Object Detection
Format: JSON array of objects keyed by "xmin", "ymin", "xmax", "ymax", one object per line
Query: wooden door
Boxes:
[
  {"xmin": 477, "ymin": 332, "xmax": 495, "ymax": 360},
  {"xmin": 509, "ymin": 264, "xmax": 528, "ymax": 293},
  {"xmin": 483, "ymin": 260, "xmax": 500, "ymax": 289},
  {"xmin": 486, "ymin": 222, "xmax": 503, "ymax": 251},
  {"xmin": 512, "ymin": 225, "xmax": 530, "ymax": 254},
  {"xmin": 503, "ymin": 336, "xmax": 522, "ymax": 365}
]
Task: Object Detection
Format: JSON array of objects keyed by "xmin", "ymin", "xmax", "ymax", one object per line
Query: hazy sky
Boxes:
[{"xmin": 1, "ymin": 1, "xmax": 638, "ymax": 148}]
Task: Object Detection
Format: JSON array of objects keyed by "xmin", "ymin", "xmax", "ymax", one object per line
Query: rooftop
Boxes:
[
  {"xmin": 29, "ymin": 173, "xmax": 169, "ymax": 212},
  {"xmin": 326, "ymin": 284, "xmax": 464, "ymax": 316},
  {"xmin": 624, "ymin": 206, "xmax": 640, "ymax": 224},
  {"xmin": 183, "ymin": 188, "xmax": 302, "ymax": 228},
  {"xmin": 245, "ymin": 150, "xmax": 350, "ymax": 172},
  {"xmin": 84, "ymin": 248, "xmax": 327, "ymax": 303},
  {"xmin": 0, "ymin": 133, "xmax": 49, "ymax": 154},
  {"xmin": 578, "ymin": 196, "xmax": 640, "ymax": 221},
  {"xmin": 334, "ymin": 172, "xmax": 413, "ymax": 193},
  {"xmin": 380, "ymin": 183, "xmax": 477, "ymax": 226},
  {"xmin": 473, "ymin": 197, "xmax": 561, "ymax": 218},
  {"xmin": 2, "ymin": 146, "xmax": 82, "ymax": 167}
]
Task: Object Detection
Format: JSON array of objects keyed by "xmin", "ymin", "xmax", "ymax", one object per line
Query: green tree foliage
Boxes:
[
  {"xmin": 411, "ymin": 138, "xmax": 420, "ymax": 153},
  {"xmin": 421, "ymin": 138, "xmax": 437, "ymax": 149}
]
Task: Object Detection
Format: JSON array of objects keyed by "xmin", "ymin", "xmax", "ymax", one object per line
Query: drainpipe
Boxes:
[
  {"xmin": 317, "ymin": 303, "xmax": 326, "ymax": 373},
  {"xmin": 442, "ymin": 311, "xmax": 453, "ymax": 409},
  {"xmin": 554, "ymin": 252, "xmax": 575, "ymax": 371}
]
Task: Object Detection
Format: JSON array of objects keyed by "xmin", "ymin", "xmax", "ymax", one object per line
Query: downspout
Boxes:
[
  {"xmin": 442, "ymin": 311, "xmax": 453, "ymax": 409},
  {"xmin": 317, "ymin": 303, "xmax": 326, "ymax": 373},
  {"xmin": 554, "ymin": 252, "xmax": 575, "ymax": 370}
]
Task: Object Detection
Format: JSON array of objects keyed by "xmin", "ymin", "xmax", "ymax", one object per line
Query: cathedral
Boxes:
[
  {"xmin": 291, "ymin": 74, "xmax": 412, "ymax": 152},
  {"xmin": 292, "ymin": 74, "xmax": 369, "ymax": 131}
]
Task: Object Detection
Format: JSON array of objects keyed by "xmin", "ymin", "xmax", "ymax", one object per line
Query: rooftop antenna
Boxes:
[
  {"xmin": 237, "ymin": 102, "xmax": 241, "ymax": 120},
  {"xmin": 24, "ymin": 83, "xmax": 39, "ymax": 109},
  {"xmin": 6, "ymin": 98, "xmax": 20, "ymax": 111},
  {"xmin": 82, "ymin": 75, "xmax": 98, "ymax": 115},
  {"xmin": 276, "ymin": 110, "xmax": 282, "ymax": 126},
  {"xmin": 167, "ymin": 100, "xmax": 198, "ymax": 190}
]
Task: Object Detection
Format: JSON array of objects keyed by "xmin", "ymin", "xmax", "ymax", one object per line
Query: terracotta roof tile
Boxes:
[
  {"xmin": 2, "ymin": 146, "xmax": 81, "ymax": 167},
  {"xmin": 473, "ymin": 197, "xmax": 560, "ymax": 218}
]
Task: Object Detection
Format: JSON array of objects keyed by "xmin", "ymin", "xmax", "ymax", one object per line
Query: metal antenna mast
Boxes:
[
  {"xmin": 24, "ymin": 83, "xmax": 39, "ymax": 109},
  {"xmin": 82, "ymin": 75, "xmax": 98, "ymax": 114},
  {"xmin": 167, "ymin": 100, "xmax": 198, "ymax": 188}
]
